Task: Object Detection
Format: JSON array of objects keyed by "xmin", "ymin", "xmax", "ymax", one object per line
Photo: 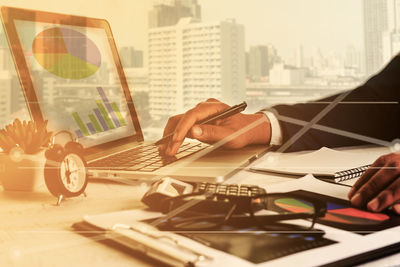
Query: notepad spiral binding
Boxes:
[{"xmin": 333, "ymin": 165, "xmax": 370, "ymax": 182}]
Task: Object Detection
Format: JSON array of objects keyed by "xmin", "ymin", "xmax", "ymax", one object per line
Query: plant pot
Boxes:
[{"xmin": 0, "ymin": 151, "xmax": 46, "ymax": 192}]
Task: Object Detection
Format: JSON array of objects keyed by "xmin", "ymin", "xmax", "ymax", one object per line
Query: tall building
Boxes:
[
  {"xmin": 114, "ymin": 67, "xmax": 149, "ymax": 93},
  {"xmin": 269, "ymin": 64, "xmax": 305, "ymax": 86},
  {"xmin": 383, "ymin": 32, "xmax": 400, "ymax": 60},
  {"xmin": 246, "ymin": 45, "xmax": 277, "ymax": 81},
  {"xmin": 149, "ymin": 0, "xmax": 201, "ymax": 28},
  {"xmin": 0, "ymin": 32, "xmax": 13, "ymax": 72},
  {"xmin": 344, "ymin": 45, "xmax": 361, "ymax": 69},
  {"xmin": 0, "ymin": 71, "xmax": 13, "ymax": 127},
  {"xmin": 363, "ymin": 0, "xmax": 389, "ymax": 76},
  {"xmin": 148, "ymin": 18, "xmax": 245, "ymax": 118},
  {"xmin": 382, "ymin": 0, "xmax": 400, "ymax": 63},
  {"xmin": 387, "ymin": 0, "xmax": 400, "ymax": 29},
  {"xmin": 0, "ymin": 35, "xmax": 27, "ymax": 127},
  {"xmin": 295, "ymin": 45, "xmax": 305, "ymax": 68},
  {"xmin": 119, "ymin": 46, "xmax": 144, "ymax": 68},
  {"xmin": 309, "ymin": 46, "xmax": 325, "ymax": 75}
]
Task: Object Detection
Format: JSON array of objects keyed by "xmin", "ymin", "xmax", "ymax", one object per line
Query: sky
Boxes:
[
  {"xmin": 0, "ymin": 0, "xmax": 363, "ymax": 60},
  {"xmin": 201, "ymin": 0, "xmax": 363, "ymax": 57}
]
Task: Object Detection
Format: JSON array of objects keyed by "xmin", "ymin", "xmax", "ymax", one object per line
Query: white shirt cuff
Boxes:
[{"xmin": 263, "ymin": 110, "xmax": 283, "ymax": 146}]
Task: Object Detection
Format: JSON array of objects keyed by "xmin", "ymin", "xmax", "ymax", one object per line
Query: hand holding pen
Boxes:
[
  {"xmin": 156, "ymin": 101, "xmax": 247, "ymax": 146},
  {"xmin": 157, "ymin": 99, "xmax": 271, "ymax": 157}
]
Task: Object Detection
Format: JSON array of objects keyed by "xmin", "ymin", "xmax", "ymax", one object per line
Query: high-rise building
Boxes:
[
  {"xmin": 269, "ymin": 64, "xmax": 305, "ymax": 86},
  {"xmin": 0, "ymin": 33, "xmax": 13, "ymax": 72},
  {"xmin": 382, "ymin": 31, "xmax": 400, "ymax": 61},
  {"xmin": 295, "ymin": 45, "xmax": 305, "ymax": 68},
  {"xmin": 382, "ymin": 0, "xmax": 400, "ymax": 63},
  {"xmin": 246, "ymin": 45, "xmax": 277, "ymax": 81},
  {"xmin": 0, "ymin": 71, "xmax": 13, "ymax": 127},
  {"xmin": 148, "ymin": 18, "xmax": 245, "ymax": 118},
  {"xmin": 344, "ymin": 45, "xmax": 361, "ymax": 69},
  {"xmin": 387, "ymin": 0, "xmax": 400, "ymax": 29},
  {"xmin": 179, "ymin": 0, "xmax": 201, "ymax": 20},
  {"xmin": 0, "ymin": 48, "xmax": 10, "ymax": 71},
  {"xmin": 10, "ymin": 74, "xmax": 26, "ymax": 116},
  {"xmin": 363, "ymin": 0, "xmax": 389, "ymax": 76},
  {"xmin": 0, "ymin": 35, "xmax": 28, "ymax": 126},
  {"xmin": 309, "ymin": 46, "xmax": 325, "ymax": 75},
  {"xmin": 119, "ymin": 46, "xmax": 144, "ymax": 68},
  {"xmin": 149, "ymin": 0, "xmax": 201, "ymax": 28},
  {"xmin": 114, "ymin": 67, "xmax": 149, "ymax": 93}
]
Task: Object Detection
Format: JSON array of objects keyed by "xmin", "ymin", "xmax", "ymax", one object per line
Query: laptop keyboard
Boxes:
[{"xmin": 88, "ymin": 142, "xmax": 209, "ymax": 172}]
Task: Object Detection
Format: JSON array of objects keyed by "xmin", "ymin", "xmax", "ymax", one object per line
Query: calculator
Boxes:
[
  {"xmin": 196, "ymin": 182, "xmax": 266, "ymax": 198},
  {"xmin": 141, "ymin": 177, "xmax": 266, "ymax": 213}
]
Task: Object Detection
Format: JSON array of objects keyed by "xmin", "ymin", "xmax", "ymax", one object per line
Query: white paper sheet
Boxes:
[
  {"xmin": 82, "ymin": 207, "xmax": 400, "ymax": 267},
  {"xmin": 251, "ymin": 146, "xmax": 389, "ymax": 177}
]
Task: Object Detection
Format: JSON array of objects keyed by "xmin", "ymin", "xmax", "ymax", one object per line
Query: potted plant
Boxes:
[{"xmin": 0, "ymin": 119, "xmax": 52, "ymax": 191}]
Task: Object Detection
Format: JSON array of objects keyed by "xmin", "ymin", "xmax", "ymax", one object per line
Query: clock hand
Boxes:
[
  {"xmin": 65, "ymin": 157, "xmax": 70, "ymax": 172},
  {"xmin": 65, "ymin": 157, "xmax": 71, "ymax": 184}
]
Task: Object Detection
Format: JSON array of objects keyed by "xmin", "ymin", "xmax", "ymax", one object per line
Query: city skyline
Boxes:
[
  {"xmin": 0, "ymin": 0, "xmax": 364, "ymax": 64},
  {"xmin": 0, "ymin": 0, "xmax": 394, "ymax": 132},
  {"xmin": 201, "ymin": 0, "xmax": 363, "ymax": 60}
]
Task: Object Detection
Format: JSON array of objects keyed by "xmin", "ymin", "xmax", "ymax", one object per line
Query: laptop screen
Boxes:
[{"xmin": 2, "ymin": 7, "xmax": 143, "ymax": 149}]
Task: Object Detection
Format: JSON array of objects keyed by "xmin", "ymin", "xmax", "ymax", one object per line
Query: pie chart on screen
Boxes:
[{"xmin": 32, "ymin": 27, "xmax": 101, "ymax": 80}]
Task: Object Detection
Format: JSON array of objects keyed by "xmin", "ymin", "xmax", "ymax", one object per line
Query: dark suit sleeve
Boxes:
[{"xmin": 270, "ymin": 56, "xmax": 400, "ymax": 152}]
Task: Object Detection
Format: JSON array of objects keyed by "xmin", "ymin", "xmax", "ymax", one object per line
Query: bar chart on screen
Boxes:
[{"xmin": 72, "ymin": 87, "xmax": 127, "ymax": 137}]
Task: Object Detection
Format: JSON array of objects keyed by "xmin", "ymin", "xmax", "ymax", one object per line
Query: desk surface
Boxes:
[
  {"xmin": 0, "ymin": 181, "xmax": 162, "ymax": 266},
  {"xmin": 0, "ymin": 146, "xmax": 399, "ymax": 266}
]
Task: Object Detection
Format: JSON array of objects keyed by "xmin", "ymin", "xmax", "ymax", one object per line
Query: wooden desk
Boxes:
[
  {"xmin": 0, "ymin": 181, "xmax": 162, "ymax": 266},
  {"xmin": 1, "ymin": 146, "xmax": 399, "ymax": 266}
]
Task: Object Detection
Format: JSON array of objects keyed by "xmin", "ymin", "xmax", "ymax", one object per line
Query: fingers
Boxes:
[
  {"xmin": 348, "ymin": 153, "xmax": 400, "ymax": 213},
  {"xmin": 163, "ymin": 115, "xmax": 183, "ymax": 137},
  {"xmin": 174, "ymin": 99, "xmax": 228, "ymax": 142},
  {"xmin": 394, "ymin": 204, "xmax": 400, "ymax": 214},
  {"xmin": 190, "ymin": 124, "xmax": 246, "ymax": 148},
  {"xmin": 158, "ymin": 114, "xmax": 182, "ymax": 154},
  {"xmin": 348, "ymin": 159, "xmax": 382, "ymax": 199},
  {"xmin": 164, "ymin": 99, "xmax": 229, "ymax": 156},
  {"xmin": 366, "ymin": 178, "xmax": 400, "ymax": 212},
  {"xmin": 349, "ymin": 162, "xmax": 396, "ymax": 207}
]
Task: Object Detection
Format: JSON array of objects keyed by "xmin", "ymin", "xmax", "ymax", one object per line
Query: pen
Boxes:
[{"xmin": 155, "ymin": 101, "xmax": 247, "ymax": 145}]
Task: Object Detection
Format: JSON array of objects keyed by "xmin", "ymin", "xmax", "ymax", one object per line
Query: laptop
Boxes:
[{"xmin": 1, "ymin": 6, "xmax": 268, "ymax": 182}]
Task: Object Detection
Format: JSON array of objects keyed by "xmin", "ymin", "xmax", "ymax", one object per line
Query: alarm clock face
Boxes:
[{"xmin": 60, "ymin": 153, "xmax": 87, "ymax": 193}]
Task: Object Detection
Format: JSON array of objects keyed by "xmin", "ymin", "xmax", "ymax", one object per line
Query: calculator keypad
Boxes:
[{"xmin": 196, "ymin": 182, "xmax": 266, "ymax": 198}]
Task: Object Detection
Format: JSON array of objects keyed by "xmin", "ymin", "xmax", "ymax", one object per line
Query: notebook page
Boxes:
[{"xmin": 250, "ymin": 147, "xmax": 388, "ymax": 177}]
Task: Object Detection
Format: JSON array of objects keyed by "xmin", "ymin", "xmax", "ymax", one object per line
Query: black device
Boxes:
[
  {"xmin": 44, "ymin": 131, "xmax": 88, "ymax": 205},
  {"xmin": 141, "ymin": 177, "xmax": 266, "ymax": 212}
]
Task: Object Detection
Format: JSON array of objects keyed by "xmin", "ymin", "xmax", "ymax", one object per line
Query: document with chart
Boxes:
[{"xmin": 74, "ymin": 176, "xmax": 400, "ymax": 266}]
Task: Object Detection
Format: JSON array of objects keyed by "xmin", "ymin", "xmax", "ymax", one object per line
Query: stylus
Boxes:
[{"xmin": 155, "ymin": 101, "xmax": 247, "ymax": 146}]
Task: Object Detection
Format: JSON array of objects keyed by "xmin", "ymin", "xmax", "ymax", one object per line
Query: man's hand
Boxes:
[
  {"xmin": 158, "ymin": 99, "xmax": 272, "ymax": 156},
  {"xmin": 348, "ymin": 152, "xmax": 400, "ymax": 214}
]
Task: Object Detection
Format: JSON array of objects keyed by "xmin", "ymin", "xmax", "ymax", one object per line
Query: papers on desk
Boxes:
[
  {"xmin": 250, "ymin": 147, "xmax": 387, "ymax": 184},
  {"xmin": 74, "ymin": 202, "xmax": 400, "ymax": 267},
  {"xmin": 72, "ymin": 146, "xmax": 399, "ymax": 266},
  {"xmin": 74, "ymin": 210, "xmax": 231, "ymax": 266}
]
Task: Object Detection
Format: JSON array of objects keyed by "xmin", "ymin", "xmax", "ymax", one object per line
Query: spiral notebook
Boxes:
[
  {"xmin": 331, "ymin": 165, "xmax": 370, "ymax": 182},
  {"xmin": 250, "ymin": 147, "xmax": 387, "ymax": 183}
]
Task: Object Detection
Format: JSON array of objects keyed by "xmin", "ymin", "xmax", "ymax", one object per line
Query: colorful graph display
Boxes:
[
  {"xmin": 32, "ymin": 27, "xmax": 101, "ymax": 79},
  {"xmin": 274, "ymin": 197, "xmax": 390, "ymax": 226},
  {"xmin": 72, "ymin": 87, "xmax": 126, "ymax": 138}
]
